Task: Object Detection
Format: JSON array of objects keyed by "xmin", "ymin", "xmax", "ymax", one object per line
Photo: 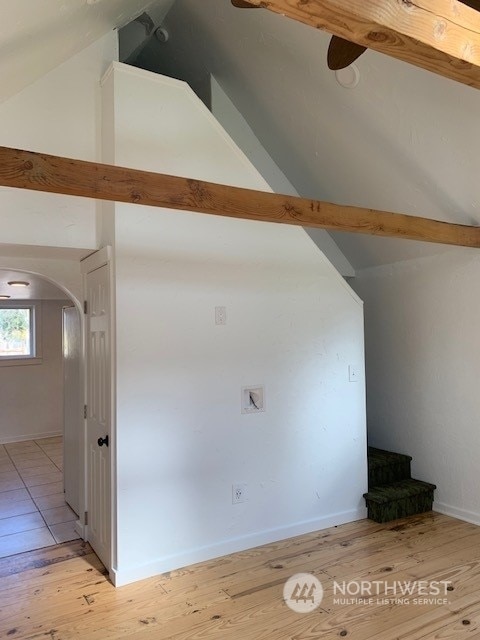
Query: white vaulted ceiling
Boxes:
[
  {"xmin": 0, "ymin": 0, "xmax": 175, "ymax": 102},
  {"xmin": 1, "ymin": 0, "xmax": 479, "ymax": 270},
  {"xmin": 133, "ymin": 0, "xmax": 480, "ymax": 270}
]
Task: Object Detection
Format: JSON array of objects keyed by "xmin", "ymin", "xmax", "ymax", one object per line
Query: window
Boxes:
[{"xmin": 0, "ymin": 303, "xmax": 42, "ymax": 365}]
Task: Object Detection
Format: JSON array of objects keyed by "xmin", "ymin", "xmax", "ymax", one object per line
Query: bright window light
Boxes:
[{"xmin": 0, "ymin": 307, "xmax": 33, "ymax": 358}]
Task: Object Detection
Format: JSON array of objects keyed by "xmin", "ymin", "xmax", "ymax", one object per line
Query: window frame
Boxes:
[{"xmin": 0, "ymin": 301, "xmax": 42, "ymax": 367}]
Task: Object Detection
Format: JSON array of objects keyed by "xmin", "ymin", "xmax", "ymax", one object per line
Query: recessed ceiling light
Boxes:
[
  {"xmin": 7, "ymin": 281, "xmax": 30, "ymax": 287},
  {"xmin": 0, "ymin": 295, "xmax": 11, "ymax": 299}
]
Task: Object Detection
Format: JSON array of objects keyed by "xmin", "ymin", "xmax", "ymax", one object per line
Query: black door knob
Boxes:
[{"xmin": 97, "ymin": 435, "xmax": 109, "ymax": 447}]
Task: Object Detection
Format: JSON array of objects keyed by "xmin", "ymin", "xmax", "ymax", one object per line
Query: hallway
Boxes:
[{"xmin": 0, "ymin": 436, "xmax": 79, "ymax": 558}]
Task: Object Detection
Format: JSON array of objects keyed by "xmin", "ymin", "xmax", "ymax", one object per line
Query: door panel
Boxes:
[
  {"xmin": 63, "ymin": 306, "xmax": 81, "ymax": 516},
  {"xmin": 86, "ymin": 263, "xmax": 111, "ymax": 570}
]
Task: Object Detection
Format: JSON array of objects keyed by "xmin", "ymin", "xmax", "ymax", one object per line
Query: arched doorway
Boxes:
[{"xmin": 0, "ymin": 268, "xmax": 85, "ymax": 556}]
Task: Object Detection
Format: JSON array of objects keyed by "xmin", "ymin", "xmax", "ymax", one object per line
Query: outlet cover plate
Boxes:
[
  {"xmin": 348, "ymin": 365, "xmax": 361, "ymax": 382},
  {"xmin": 215, "ymin": 306, "xmax": 226, "ymax": 325},
  {"xmin": 232, "ymin": 483, "xmax": 247, "ymax": 504}
]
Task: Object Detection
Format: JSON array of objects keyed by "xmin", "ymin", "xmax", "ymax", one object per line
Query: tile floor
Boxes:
[{"xmin": 0, "ymin": 436, "xmax": 79, "ymax": 558}]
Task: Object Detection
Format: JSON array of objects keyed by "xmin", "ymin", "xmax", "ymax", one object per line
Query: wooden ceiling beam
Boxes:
[
  {"xmin": 0, "ymin": 146, "xmax": 479, "ymax": 248},
  {"xmin": 242, "ymin": 0, "xmax": 480, "ymax": 90}
]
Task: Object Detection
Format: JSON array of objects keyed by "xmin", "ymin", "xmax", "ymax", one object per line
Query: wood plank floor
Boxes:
[{"xmin": 1, "ymin": 512, "xmax": 480, "ymax": 639}]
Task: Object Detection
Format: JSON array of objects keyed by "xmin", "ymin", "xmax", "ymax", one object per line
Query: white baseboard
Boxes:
[
  {"xmin": 74, "ymin": 520, "xmax": 86, "ymax": 540},
  {"xmin": 0, "ymin": 430, "xmax": 62, "ymax": 445},
  {"xmin": 434, "ymin": 501, "xmax": 480, "ymax": 526},
  {"xmin": 110, "ymin": 507, "xmax": 367, "ymax": 587}
]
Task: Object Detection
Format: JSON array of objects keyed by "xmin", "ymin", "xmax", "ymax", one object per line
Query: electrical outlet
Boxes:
[
  {"xmin": 215, "ymin": 306, "xmax": 227, "ymax": 325},
  {"xmin": 232, "ymin": 483, "xmax": 247, "ymax": 504}
]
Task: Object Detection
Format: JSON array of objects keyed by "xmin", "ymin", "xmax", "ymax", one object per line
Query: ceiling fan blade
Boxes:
[
  {"xmin": 231, "ymin": 0, "xmax": 259, "ymax": 7},
  {"xmin": 327, "ymin": 36, "xmax": 367, "ymax": 70}
]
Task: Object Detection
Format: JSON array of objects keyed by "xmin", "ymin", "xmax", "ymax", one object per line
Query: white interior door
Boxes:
[
  {"xmin": 63, "ymin": 305, "xmax": 81, "ymax": 516},
  {"xmin": 85, "ymin": 261, "xmax": 112, "ymax": 570}
]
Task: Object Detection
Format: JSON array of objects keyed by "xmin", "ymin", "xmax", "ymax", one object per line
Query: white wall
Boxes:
[
  {"xmin": 0, "ymin": 31, "xmax": 118, "ymax": 250},
  {"xmin": 0, "ymin": 250, "xmax": 85, "ymax": 445},
  {"xmin": 0, "ymin": 299, "xmax": 70, "ymax": 444},
  {"xmin": 353, "ymin": 249, "xmax": 480, "ymax": 524},
  {"xmin": 103, "ymin": 64, "xmax": 367, "ymax": 585},
  {"xmin": 210, "ymin": 77, "xmax": 355, "ymax": 278}
]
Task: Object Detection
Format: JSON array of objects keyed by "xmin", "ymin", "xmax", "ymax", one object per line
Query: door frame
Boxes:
[
  {"xmin": 80, "ymin": 245, "xmax": 116, "ymax": 575},
  {"xmin": 62, "ymin": 303, "xmax": 82, "ymax": 517},
  {"xmin": 0, "ymin": 263, "xmax": 86, "ymax": 534}
]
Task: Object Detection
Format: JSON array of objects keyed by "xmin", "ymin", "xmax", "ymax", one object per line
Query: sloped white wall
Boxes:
[
  {"xmin": 0, "ymin": 31, "xmax": 118, "ymax": 250},
  {"xmin": 103, "ymin": 64, "xmax": 367, "ymax": 585},
  {"xmin": 210, "ymin": 77, "xmax": 355, "ymax": 278},
  {"xmin": 149, "ymin": 0, "xmax": 480, "ymax": 270},
  {"xmin": 353, "ymin": 249, "xmax": 480, "ymax": 524},
  {"xmin": 0, "ymin": 0, "xmax": 163, "ymax": 103}
]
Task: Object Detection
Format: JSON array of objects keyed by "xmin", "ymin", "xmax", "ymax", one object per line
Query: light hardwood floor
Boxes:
[{"xmin": 1, "ymin": 511, "xmax": 479, "ymax": 639}]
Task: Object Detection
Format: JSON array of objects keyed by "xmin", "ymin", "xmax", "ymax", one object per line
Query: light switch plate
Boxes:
[{"xmin": 349, "ymin": 365, "xmax": 361, "ymax": 382}]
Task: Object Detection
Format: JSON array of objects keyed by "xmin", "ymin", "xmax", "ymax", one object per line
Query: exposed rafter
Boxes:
[
  {"xmin": 238, "ymin": 0, "xmax": 480, "ymax": 90},
  {"xmin": 0, "ymin": 146, "xmax": 479, "ymax": 248}
]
